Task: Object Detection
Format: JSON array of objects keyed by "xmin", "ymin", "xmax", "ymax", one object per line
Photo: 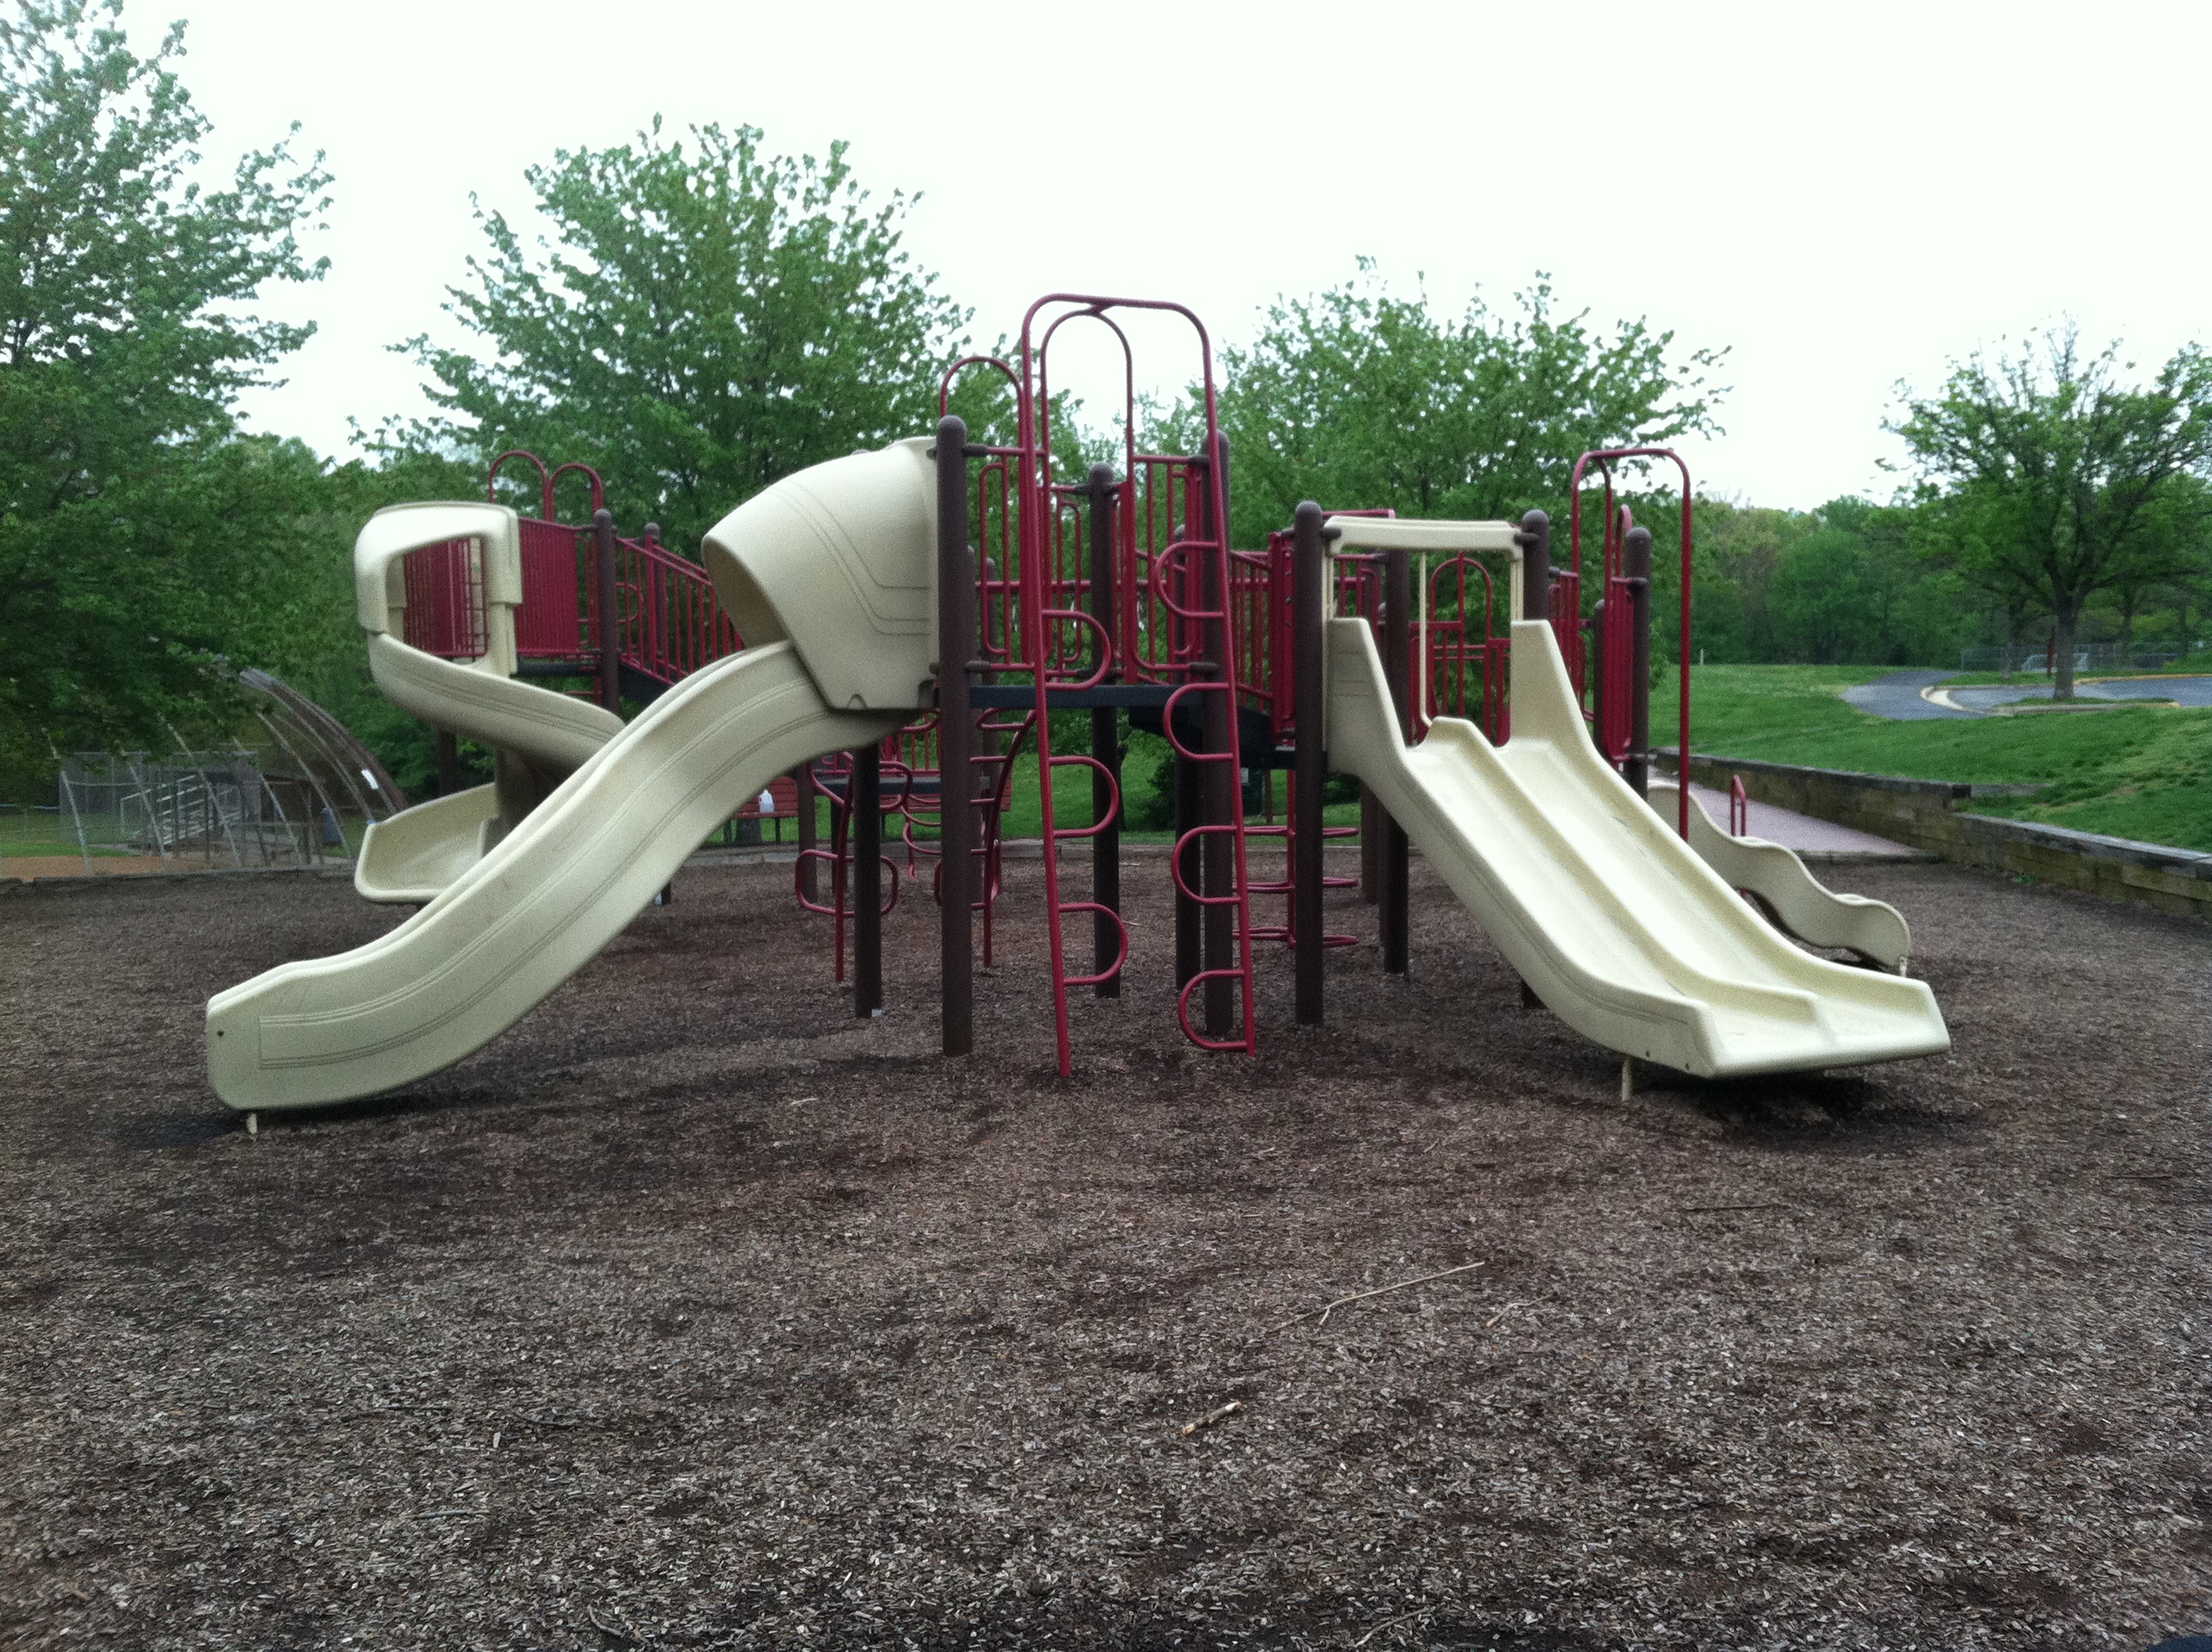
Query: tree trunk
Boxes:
[{"xmin": 2053, "ymin": 609, "xmax": 2079, "ymax": 700}]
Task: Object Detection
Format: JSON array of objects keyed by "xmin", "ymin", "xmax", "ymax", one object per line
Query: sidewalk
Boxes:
[{"xmin": 1682, "ymin": 781, "xmax": 1929, "ymax": 861}]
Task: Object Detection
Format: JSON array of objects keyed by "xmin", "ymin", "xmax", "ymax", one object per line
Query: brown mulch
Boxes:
[
  {"xmin": 2, "ymin": 854, "xmax": 177, "ymax": 878},
  {"xmin": 0, "ymin": 851, "xmax": 2205, "ymax": 1651}
]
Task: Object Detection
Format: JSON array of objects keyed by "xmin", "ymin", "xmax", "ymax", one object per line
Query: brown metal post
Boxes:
[
  {"xmin": 1380, "ymin": 545, "xmax": 1411, "ymax": 976},
  {"xmin": 1359, "ymin": 785, "xmax": 1379, "ymax": 902},
  {"xmin": 1292, "ymin": 502, "xmax": 1327, "ymax": 1025},
  {"xmin": 853, "ymin": 742, "xmax": 882, "ymax": 1017},
  {"xmin": 1086, "ymin": 463, "xmax": 1121, "ymax": 997},
  {"xmin": 1200, "ymin": 435, "xmax": 1235, "ymax": 1037},
  {"xmin": 935, "ymin": 416, "xmax": 975, "ymax": 1054},
  {"xmin": 1520, "ymin": 509, "xmax": 1552, "ymax": 621},
  {"xmin": 794, "ymin": 764, "xmax": 818, "ymax": 903},
  {"xmin": 435, "ymin": 730, "xmax": 461, "ymax": 798},
  {"xmin": 1506, "ymin": 508, "xmax": 1556, "ymax": 907},
  {"xmin": 1624, "ymin": 524, "xmax": 1654, "ymax": 800},
  {"xmin": 594, "ymin": 508, "xmax": 621, "ymax": 714}
]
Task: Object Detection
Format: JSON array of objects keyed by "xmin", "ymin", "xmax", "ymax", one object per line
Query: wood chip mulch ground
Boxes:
[{"xmin": 0, "ymin": 850, "xmax": 2205, "ymax": 1650}]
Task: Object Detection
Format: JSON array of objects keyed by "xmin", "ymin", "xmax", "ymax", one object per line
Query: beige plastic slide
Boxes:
[
  {"xmin": 1647, "ymin": 779, "xmax": 1912, "ymax": 972},
  {"xmin": 1322, "ymin": 521, "xmax": 1947, "ymax": 1077},
  {"xmin": 351, "ymin": 503, "xmax": 625, "ymax": 904},
  {"xmin": 207, "ymin": 438, "xmax": 939, "ymax": 1112}
]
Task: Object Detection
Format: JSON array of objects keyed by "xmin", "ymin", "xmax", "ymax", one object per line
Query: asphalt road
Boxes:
[
  {"xmin": 1839, "ymin": 669, "xmax": 1976, "ymax": 720},
  {"xmin": 1842, "ymin": 669, "xmax": 2212, "ymax": 719}
]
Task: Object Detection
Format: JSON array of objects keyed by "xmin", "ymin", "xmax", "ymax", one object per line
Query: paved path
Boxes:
[
  {"xmin": 1844, "ymin": 669, "xmax": 2212, "ymax": 720},
  {"xmin": 1841, "ymin": 669, "xmax": 1976, "ymax": 720},
  {"xmin": 1681, "ymin": 781, "xmax": 1926, "ymax": 859},
  {"xmin": 1947, "ymin": 675, "xmax": 2212, "ymax": 712}
]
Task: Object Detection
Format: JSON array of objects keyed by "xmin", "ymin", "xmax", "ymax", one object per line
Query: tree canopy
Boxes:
[
  {"xmin": 1891, "ymin": 326, "xmax": 2212, "ymax": 696},
  {"xmin": 0, "ymin": 0, "xmax": 331, "ymax": 781},
  {"xmin": 1214, "ymin": 262, "xmax": 1727, "ymax": 547},
  {"xmin": 401, "ymin": 121, "xmax": 969, "ymax": 551}
]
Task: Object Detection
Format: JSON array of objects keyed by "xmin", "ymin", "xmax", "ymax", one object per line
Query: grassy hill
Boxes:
[{"xmin": 1689, "ymin": 666, "xmax": 2212, "ymax": 852}]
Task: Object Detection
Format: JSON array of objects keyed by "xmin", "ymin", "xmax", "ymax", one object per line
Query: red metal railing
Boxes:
[
  {"xmin": 1567, "ymin": 447, "xmax": 1696, "ymax": 838},
  {"xmin": 1593, "ymin": 503, "xmax": 1636, "ymax": 765},
  {"xmin": 1414, "ymin": 552, "xmax": 1510, "ymax": 745},
  {"xmin": 607, "ymin": 527, "xmax": 741, "ymax": 688},
  {"xmin": 396, "ymin": 457, "xmax": 741, "ymax": 698},
  {"xmin": 401, "ymin": 540, "xmax": 486, "ymax": 659},
  {"xmin": 515, "ymin": 516, "xmax": 594, "ymax": 665}
]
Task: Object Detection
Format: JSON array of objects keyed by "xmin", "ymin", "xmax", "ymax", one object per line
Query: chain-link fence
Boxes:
[
  {"xmin": 1957, "ymin": 642, "xmax": 2212, "ymax": 674},
  {"xmin": 3, "ymin": 671, "xmax": 407, "ymax": 880},
  {"xmin": 31, "ymin": 751, "xmax": 349, "ymax": 875}
]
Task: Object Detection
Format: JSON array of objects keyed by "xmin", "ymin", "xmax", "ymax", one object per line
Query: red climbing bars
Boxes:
[{"xmin": 1012, "ymin": 294, "xmax": 1259, "ymax": 1076}]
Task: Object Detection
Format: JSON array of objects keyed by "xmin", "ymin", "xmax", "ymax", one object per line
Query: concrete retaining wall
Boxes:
[{"xmin": 1662, "ymin": 749, "xmax": 2212, "ymax": 922}]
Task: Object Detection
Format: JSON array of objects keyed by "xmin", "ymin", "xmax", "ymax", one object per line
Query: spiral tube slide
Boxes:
[
  {"xmin": 351, "ymin": 503, "xmax": 625, "ymax": 904},
  {"xmin": 207, "ymin": 439, "xmax": 939, "ymax": 1112}
]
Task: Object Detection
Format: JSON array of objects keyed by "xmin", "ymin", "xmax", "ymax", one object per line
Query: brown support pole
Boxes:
[
  {"xmin": 1380, "ymin": 545, "xmax": 1411, "ymax": 977},
  {"xmin": 1623, "ymin": 524, "xmax": 1653, "ymax": 800},
  {"xmin": 794, "ymin": 764, "xmax": 818, "ymax": 903},
  {"xmin": 594, "ymin": 507, "xmax": 621, "ymax": 714},
  {"xmin": 1086, "ymin": 463, "xmax": 1121, "ymax": 997},
  {"xmin": 435, "ymin": 730, "xmax": 461, "ymax": 798},
  {"xmin": 1359, "ymin": 784, "xmax": 1379, "ymax": 903},
  {"xmin": 1200, "ymin": 435, "xmax": 1235, "ymax": 1037},
  {"xmin": 935, "ymin": 416, "xmax": 975, "ymax": 1055},
  {"xmin": 1520, "ymin": 509, "xmax": 1552, "ymax": 622},
  {"xmin": 1515, "ymin": 508, "xmax": 1552, "ymax": 1010},
  {"xmin": 853, "ymin": 742, "xmax": 882, "ymax": 1017},
  {"xmin": 1292, "ymin": 502, "xmax": 1327, "ymax": 1026}
]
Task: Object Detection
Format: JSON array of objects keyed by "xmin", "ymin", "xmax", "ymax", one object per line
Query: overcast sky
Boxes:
[{"xmin": 137, "ymin": 0, "xmax": 2210, "ymax": 513}]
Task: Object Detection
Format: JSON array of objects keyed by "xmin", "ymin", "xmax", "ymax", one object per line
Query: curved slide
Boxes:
[
  {"xmin": 1326, "ymin": 614, "xmax": 1947, "ymax": 1078},
  {"xmin": 1647, "ymin": 779, "xmax": 1912, "ymax": 971},
  {"xmin": 351, "ymin": 503, "xmax": 625, "ymax": 904},
  {"xmin": 209, "ymin": 438, "xmax": 940, "ymax": 1112}
]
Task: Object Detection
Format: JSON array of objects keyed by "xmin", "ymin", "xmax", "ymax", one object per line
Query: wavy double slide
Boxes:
[
  {"xmin": 208, "ymin": 439, "xmax": 939, "ymax": 1112},
  {"xmin": 351, "ymin": 503, "xmax": 624, "ymax": 904},
  {"xmin": 1646, "ymin": 779, "xmax": 1912, "ymax": 971},
  {"xmin": 1324, "ymin": 601, "xmax": 1947, "ymax": 1077}
]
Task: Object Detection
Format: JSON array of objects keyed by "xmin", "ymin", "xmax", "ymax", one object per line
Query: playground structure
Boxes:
[{"xmin": 207, "ymin": 293, "xmax": 1946, "ymax": 1114}]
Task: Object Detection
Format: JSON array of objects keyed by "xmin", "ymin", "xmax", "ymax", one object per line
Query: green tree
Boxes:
[
  {"xmin": 401, "ymin": 121, "xmax": 969, "ymax": 551},
  {"xmin": 1213, "ymin": 262, "xmax": 1727, "ymax": 546},
  {"xmin": 0, "ymin": 0, "xmax": 331, "ymax": 784},
  {"xmin": 1892, "ymin": 326, "xmax": 2212, "ymax": 697}
]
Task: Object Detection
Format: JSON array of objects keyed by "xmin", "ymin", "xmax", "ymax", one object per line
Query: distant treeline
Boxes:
[{"xmin": 8, "ymin": 3, "xmax": 2206, "ymax": 800}]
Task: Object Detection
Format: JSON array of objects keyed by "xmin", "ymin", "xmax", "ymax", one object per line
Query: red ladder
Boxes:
[
  {"xmin": 1022, "ymin": 569, "xmax": 1130, "ymax": 1077},
  {"xmin": 1152, "ymin": 519, "xmax": 1259, "ymax": 1056}
]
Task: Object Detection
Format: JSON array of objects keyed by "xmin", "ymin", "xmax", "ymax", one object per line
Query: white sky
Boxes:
[{"xmin": 137, "ymin": 0, "xmax": 2211, "ymax": 512}]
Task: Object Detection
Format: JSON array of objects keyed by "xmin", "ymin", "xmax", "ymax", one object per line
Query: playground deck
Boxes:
[{"xmin": 1, "ymin": 859, "xmax": 2203, "ymax": 1649}]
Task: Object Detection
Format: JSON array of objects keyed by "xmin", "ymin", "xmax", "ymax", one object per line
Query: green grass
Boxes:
[
  {"xmin": 1689, "ymin": 665, "xmax": 2212, "ymax": 852},
  {"xmin": 0, "ymin": 839, "xmax": 135, "ymax": 859},
  {"xmin": 1683, "ymin": 665, "xmax": 1895, "ymax": 751}
]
